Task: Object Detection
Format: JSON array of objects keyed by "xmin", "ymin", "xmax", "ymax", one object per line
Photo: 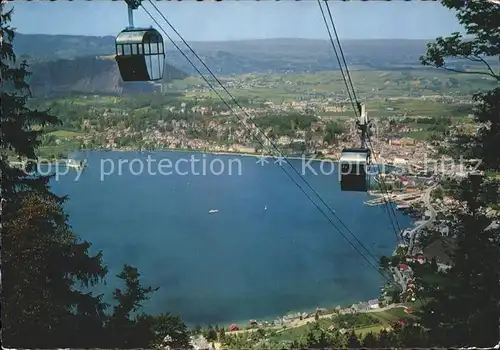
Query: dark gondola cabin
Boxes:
[
  {"xmin": 339, "ymin": 148, "xmax": 371, "ymax": 192},
  {"xmin": 115, "ymin": 28, "xmax": 165, "ymax": 82}
]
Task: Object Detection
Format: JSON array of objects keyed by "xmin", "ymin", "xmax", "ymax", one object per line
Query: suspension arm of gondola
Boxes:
[
  {"xmin": 125, "ymin": 0, "xmax": 142, "ymax": 28},
  {"xmin": 356, "ymin": 103, "xmax": 371, "ymax": 150}
]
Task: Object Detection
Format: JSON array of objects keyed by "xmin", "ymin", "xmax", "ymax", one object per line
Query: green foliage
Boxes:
[
  {"xmin": 432, "ymin": 186, "xmax": 444, "ymax": 200},
  {"xmin": 331, "ymin": 313, "xmax": 381, "ymax": 329},
  {"xmin": 420, "ymin": 1, "xmax": 500, "ymax": 171},
  {"xmin": 416, "ymin": 176, "xmax": 500, "ymax": 347},
  {"xmin": 111, "ymin": 264, "xmax": 159, "ymax": 320},
  {"xmin": 217, "ymin": 326, "xmax": 227, "ymax": 342},
  {"xmin": 0, "ymin": 8, "xmax": 59, "ymax": 198},
  {"xmin": 415, "ymin": 9, "xmax": 500, "ymax": 347},
  {"xmin": 1, "ymin": 5, "xmax": 190, "ymax": 348},
  {"xmin": 471, "ymin": 88, "xmax": 500, "ymax": 170},
  {"xmin": 379, "ymin": 255, "xmax": 391, "ymax": 270},
  {"xmin": 1, "ymin": 191, "xmax": 109, "ymax": 348},
  {"xmin": 347, "ymin": 330, "xmax": 361, "ymax": 348},
  {"xmin": 2, "ymin": 5, "xmax": 105, "ymax": 347},
  {"xmin": 149, "ymin": 314, "xmax": 191, "ymax": 349},
  {"xmin": 298, "ymin": 322, "xmax": 347, "ymax": 349},
  {"xmin": 420, "ymin": 1, "xmax": 499, "ymax": 79},
  {"xmin": 204, "ymin": 324, "xmax": 218, "ymax": 343},
  {"xmin": 324, "ymin": 121, "xmax": 345, "ymax": 145},
  {"xmin": 257, "ymin": 111, "xmax": 318, "ymax": 138}
]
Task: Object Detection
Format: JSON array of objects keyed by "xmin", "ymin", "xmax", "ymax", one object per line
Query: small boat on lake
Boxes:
[{"xmin": 208, "ymin": 209, "xmax": 219, "ymax": 214}]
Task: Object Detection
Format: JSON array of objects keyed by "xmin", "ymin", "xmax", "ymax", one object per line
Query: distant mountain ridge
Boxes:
[
  {"xmin": 14, "ymin": 33, "xmax": 442, "ymax": 75},
  {"xmin": 13, "ymin": 33, "xmax": 497, "ymax": 96}
]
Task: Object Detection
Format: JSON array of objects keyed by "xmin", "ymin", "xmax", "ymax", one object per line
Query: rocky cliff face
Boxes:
[{"xmin": 28, "ymin": 56, "xmax": 187, "ymax": 97}]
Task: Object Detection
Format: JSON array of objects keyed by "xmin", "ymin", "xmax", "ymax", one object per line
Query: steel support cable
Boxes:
[
  {"xmin": 144, "ymin": 0, "xmax": 390, "ymax": 274},
  {"xmin": 321, "ymin": 0, "xmax": 403, "ymax": 242},
  {"xmin": 367, "ymin": 138, "xmax": 404, "ymax": 238},
  {"xmin": 324, "ymin": 4, "xmax": 404, "ymax": 239},
  {"xmin": 142, "ymin": 3, "xmax": 398, "ymax": 286},
  {"xmin": 323, "ymin": 0, "xmax": 359, "ymax": 107},
  {"xmin": 327, "ymin": 0, "xmax": 425, "ymax": 286},
  {"xmin": 368, "ymin": 138, "xmax": 404, "ymax": 244},
  {"xmin": 317, "ymin": 0, "xmax": 358, "ymax": 119}
]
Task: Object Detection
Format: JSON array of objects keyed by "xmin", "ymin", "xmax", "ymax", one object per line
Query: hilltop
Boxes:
[{"xmin": 27, "ymin": 56, "xmax": 187, "ymax": 96}]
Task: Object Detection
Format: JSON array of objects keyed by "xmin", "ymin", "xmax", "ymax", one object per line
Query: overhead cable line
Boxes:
[
  {"xmin": 319, "ymin": 0, "xmax": 402, "ymax": 241},
  {"xmin": 367, "ymin": 138, "xmax": 404, "ymax": 241},
  {"xmin": 319, "ymin": 0, "xmax": 403, "ymax": 243},
  {"xmin": 144, "ymin": 0, "xmax": 386, "ymax": 265},
  {"xmin": 320, "ymin": 2, "xmax": 431, "ymax": 304},
  {"xmin": 144, "ymin": 0, "xmax": 394, "ymax": 272},
  {"xmin": 324, "ymin": 0, "xmax": 359, "ymax": 107},
  {"xmin": 142, "ymin": 1, "xmax": 397, "ymax": 286},
  {"xmin": 317, "ymin": 0, "xmax": 358, "ymax": 118}
]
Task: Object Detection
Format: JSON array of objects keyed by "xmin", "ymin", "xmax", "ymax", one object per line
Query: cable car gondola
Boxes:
[
  {"xmin": 115, "ymin": 0, "xmax": 165, "ymax": 82},
  {"xmin": 339, "ymin": 148, "xmax": 371, "ymax": 192},
  {"xmin": 339, "ymin": 103, "xmax": 372, "ymax": 192}
]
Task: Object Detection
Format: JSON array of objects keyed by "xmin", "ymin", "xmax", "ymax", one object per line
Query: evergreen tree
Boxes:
[
  {"xmin": 205, "ymin": 324, "xmax": 218, "ymax": 343},
  {"xmin": 416, "ymin": 177, "xmax": 500, "ymax": 347},
  {"xmin": 193, "ymin": 324, "xmax": 202, "ymax": 335},
  {"xmin": 347, "ymin": 330, "xmax": 361, "ymax": 348},
  {"xmin": 395, "ymin": 323, "xmax": 429, "ymax": 348},
  {"xmin": 373, "ymin": 2, "xmax": 500, "ymax": 348},
  {"xmin": 377, "ymin": 329, "xmax": 396, "ymax": 348},
  {"xmin": 217, "ymin": 326, "xmax": 226, "ymax": 343},
  {"xmin": 105, "ymin": 264, "xmax": 160, "ymax": 348},
  {"xmin": 0, "ymin": 6, "xmax": 59, "ymax": 197},
  {"xmin": 361, "ymin": 332, "xmax": 378, "ymax": 348},
  {"xmin": 414, "ymin": 1, "xmax": 500, "ymax": 347},
  {"xmin": 1, "ymin": 5, "xmax": 108, "ymax": 347},
  {"xmin": 149, "ymin": 313, "xmax": 192, "ymax": 349},
  {"xmin": 420, "ymin": 0, "xmax": 500, "ymax": 171},
  {"xmin": 1, "ymin": 5, "xmax": 190, "ymax": 348}
]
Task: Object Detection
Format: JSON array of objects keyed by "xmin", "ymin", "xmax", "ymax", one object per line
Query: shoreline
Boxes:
[
  {"xmin": 77, "ymin": 146, "xmax": 337, "ymax": 162},
  {"xmin": 75, "ymin": 147, "xmax": 402, "ymax": 170},
  {"xmin": 51, "ymin": 147, "xmax": 410, "ymax": 328}
]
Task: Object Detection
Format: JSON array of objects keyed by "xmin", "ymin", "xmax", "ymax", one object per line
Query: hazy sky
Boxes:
[{"xmin": 9, "ymin": 0, "xmax": 463, "ymax": 41}]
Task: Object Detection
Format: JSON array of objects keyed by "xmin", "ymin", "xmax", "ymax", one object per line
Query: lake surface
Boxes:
[{"xmin": 50, "ymin": 150, "xmax": 411, "ymax": 326}]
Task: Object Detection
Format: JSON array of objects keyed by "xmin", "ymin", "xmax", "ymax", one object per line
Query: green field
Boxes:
[
  {"xmin": 31, "ymin": 69, "xmax": 489, "ymax": 120},
  {"xmin": 48, "ymin": 130, "xmax": 84, "ymax": 138},
  {"xmin": 169, "ymin": 69, "xmax": 497, "ymax": 106},
  {"xmin": 354, "ymin": 325, "xmax": 387, "ymax": 336},
  {"xmin": 265, "ymin": 305, "xmax": 419, "ymax": 344}
]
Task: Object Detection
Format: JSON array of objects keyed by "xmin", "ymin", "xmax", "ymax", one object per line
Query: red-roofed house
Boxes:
[
  {"xmin": 416, "ymin": 254, "xmax": 425, "ymax": 264},
  {"xmin": 228, "ymin": 324, "xmax": 239, "ymax": 331},
  {"xmin": 399, "ymin": 264, "xmax": 410, "ymax": 271},
  {"xmin": 399, "ymin": 176, "xmax": 409, "ymax": 186},
  {"xmin": 405, "ymin": 307, "xmax": 413, "ymax": 313}
]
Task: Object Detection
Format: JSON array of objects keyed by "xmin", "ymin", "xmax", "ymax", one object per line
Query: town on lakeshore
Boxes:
[
  {"xmin": 4, "ymin": 0, "xmax": 500, "ymax": 348},
  {"xmin": 20, "ymin": 68, "xmax": 496, "ymax": 348}
]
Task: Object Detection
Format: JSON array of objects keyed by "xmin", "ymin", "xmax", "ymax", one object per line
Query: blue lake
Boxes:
[{"xmin": 50, "ymin": 150, "xmax": 411, "ymax": 326}]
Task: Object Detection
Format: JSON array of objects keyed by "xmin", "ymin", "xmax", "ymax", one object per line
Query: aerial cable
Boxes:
[
  {"xmin": 319, "ymin": 0, "xmax": 403, "ymax": 244},
  {"xmin": 144, "ymin": 1, "xmax": 387, "ymax": 264},
  {"xmin": 317, "ymin": 0, "xmax": 358, "ymax": 119},
  {"xmin": 323, "ymin": 0, "xmax": 359, "ymax": 107},
  {"xmin": 142, "ymin": 2, "xmax": 398, "ymax": 286},
  {"xmin": 369, "ymin": 137, "xmax": 404, "ymax": 236},
  {"xmin": 369, "ymin": 137, "xmax": 404, "ymax": 243},
  {"xmin": 144, "ymin": 0, "xmax": 393, "ymax": 274},
  {"xmin": 142, "ymin": 7, "xmax": 391, "ymax": 284}
]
